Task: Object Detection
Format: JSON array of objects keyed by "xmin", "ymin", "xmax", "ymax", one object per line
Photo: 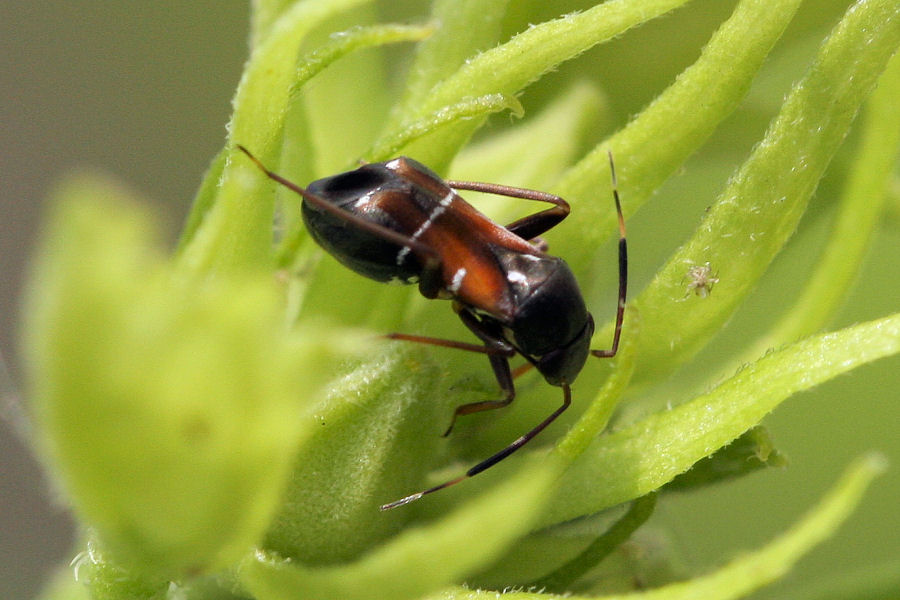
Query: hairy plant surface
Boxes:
[{"xmin": 23, "ymin": 1, "xmax": 900, "ymax": 599}]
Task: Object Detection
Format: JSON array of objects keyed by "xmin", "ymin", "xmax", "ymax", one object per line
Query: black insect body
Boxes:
[{"xmin": 237, "ymin": 147, "xmax": 627, "ymax": 510}]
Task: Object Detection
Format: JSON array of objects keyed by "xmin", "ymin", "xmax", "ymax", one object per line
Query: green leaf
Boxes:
[
  {"xmin": 249, "ymin": 0, "xmax": 295, "ymax": 49},
  {"xmin": 366, "ymin": 93, "xmax": 524, "ymax": 162},
  {"xmin": 377, "ymin": 0, "xmax": 694, "ymax": 171},
  {"xmin": 768, "ymin": 557, "xmax": 900, "ymax": 600},
  {"xmin": 176, "ymin": 147, "xmax": 228, "ymax": 253},
  {"xmin": 264, "ymin": 350, "xmax": 448, "ymax": 564},
  {"xmin": 554, "ymin": 0, "xmax": 805, "ymax": 266},
  {"xmin": 556, "ymin": 311, "xmax": 639, "ymax": 462},
  {"xmin": 22, "ymin": 175, "xmax": 356, "ymax": 575},
  {"xmin": 296, "ymin": 7, "xmax": 397, "ymax": 176},
  {"xmin": 69, "ymin": 540, "xmax": 169, "ymax": 600},
  {"xmin": 426, "ymin": 454, "xmax": 885, "ymax": 599},
  {"xmin": 288, "ymin": 23, "xmax": 435, "ymax": 99},
  {"xmin": 22, "ymin": 2, "xmax": 900, "ymax": 598},
  {"xmin": 382, "ymin": 0, "xmax": 511, "ymax": 134},
  {"xmin": 406, "ymin": 312, "xmax": 637, "ymax": 525},
  {"xmin": 625, "ymin": 454, "xmax": 886, "ymax": 600},
  {"xmin": 628, "ymin": 0, "xmax": 900, "ymax": 381},
  {"xmin": 178, "ymin": 0, "xmax": 375, "ymax": 274},
  {"xmin": 527, "ymin": 493, "xmax": 658, "ymax": 593},
  {"xmin": 541, "ymin": 312, "xmax": 900, "ymax": 527},
  {"xmin": 240, "ymin": 458, "xmax": 561, "ymax": 600},
  {"xmin": 740, "ymin": 45, "xmax": 900, "ymax": 361},
  {"xmin": 450, "ymin": 82, "xmax": 607, "ymax": 192},
  {"xmin": 270, "ymin": 19, "xmax": 434, "ymax": 263},
  {"xmin": 265, "ymin": 21, "xmax": 433, "ymax": 265},
  {"xmin": 663, "ymin": 426, "xmax": 788, "ymax": 492}
]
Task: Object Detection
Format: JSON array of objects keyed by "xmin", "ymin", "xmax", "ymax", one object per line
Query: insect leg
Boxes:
[
  {"xmin": 382, "ymin": 331, "xmax": 516, "ymax": 436},
  {"xmin": 434, "ymin": 306, "xmax": 524, "ymax": 435},
  {"xmin": 512, "ymin": 362, "xmax": 535, "ymax": 379},
  {"xmin": 380, "ymin": 383, "xmax": 571, "ymax": 510},
  {"xmin": 383, "ymin": 326, "xmax": 518, "ymax": 434},
  {"xmin": 381, "ymin": 346, "xmax": 516, "ymax": 437},
  {"xmin": 383, "ymin": 333, "xmax": 505, "ymax": 355},
  {"xmin": 383, "ymin": 305, "xmax": 520, "ymax": 435},
  {"xmin": 441, "ymin": 353, "xmax": 516, "ymax": 436},
  {"xmin": 446, "ymin": 179, "xmax": 570, "ymax": 241}
]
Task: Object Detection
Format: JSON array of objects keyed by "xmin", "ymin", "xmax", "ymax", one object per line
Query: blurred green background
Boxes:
[
  {"xmin": 1, "ymin": 1, "xmax": 897, "ymax": 599},
  {"xmin": 1, "ymin": 4, "xmax": 247, "ymax": 599}
]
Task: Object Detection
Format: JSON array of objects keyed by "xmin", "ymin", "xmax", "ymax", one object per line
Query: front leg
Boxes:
[
  {"xmin": 442, "ymin": 352, "xmax": 516, "ymax": 436},
  {"xmin": 441, "ymin": 306, "xmax": 520, "ymax": 436}
]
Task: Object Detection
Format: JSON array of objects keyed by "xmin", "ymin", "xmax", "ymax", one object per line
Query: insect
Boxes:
[
  {"xmin": 236, "ymin": 145, "xmax": 627, "ymax": 510},
  {"xmin": 683, "ymin": 262, "xmax": 719, "ymax": 298}
]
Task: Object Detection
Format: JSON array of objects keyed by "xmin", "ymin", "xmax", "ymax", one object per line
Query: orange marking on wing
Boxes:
[{"xmin": 418, "ymin": 195, "xmax": 538, "ymax": 319}]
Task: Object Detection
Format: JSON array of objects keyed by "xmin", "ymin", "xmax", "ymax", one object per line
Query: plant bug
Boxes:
[{"xmin": 236, "ymin": 146, "xmax": 627, "ymax": 510}]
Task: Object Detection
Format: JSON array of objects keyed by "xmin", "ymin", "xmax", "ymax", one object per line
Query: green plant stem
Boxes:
[
  {"xmin": 528, "ymin": 493, "xmax": 658, "ymax": 593},
  {"xmin": 428, "ymin": 454, "xmax": 886, "ymax": 600},
  {"xmin": 542, "ymin": 312, "xmax": 900, "ymax": 526},
  {"xmin": 289, "ymin": 23, "xmax": 435, "ymax": 99},
  {"xmin": 367, "ymin": 94, "xmax": 523, "ymax": 162},
  {"xmin": 630, "ymin": 0, "xmax": 900, "ymax": 381},
  {"xmin": 384, "ymin": 0, "xmax": 511, "ymax": 132},
  {"xmin": 742, "ymin": 47, "xmax": 900, "ymax": 360},
  {"xmin": 240, "ymin": 459, "xmax": 562, "ymax": 600},
  {"xmin": 380, "ymin": 0, "xmax": 694, "ymax": 171},
  {"xmin": 178, "ymin": 0, "xmax": 373, "ymax": 274},
  {"xmin": 554, "ymin": 0, "xmax": 804, "ymax": 265}
]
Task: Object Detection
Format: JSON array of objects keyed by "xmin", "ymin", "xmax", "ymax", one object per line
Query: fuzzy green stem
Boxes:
[{"xmin": 631, "ymin": 0, "xmax": 900, "ymax": 380}]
